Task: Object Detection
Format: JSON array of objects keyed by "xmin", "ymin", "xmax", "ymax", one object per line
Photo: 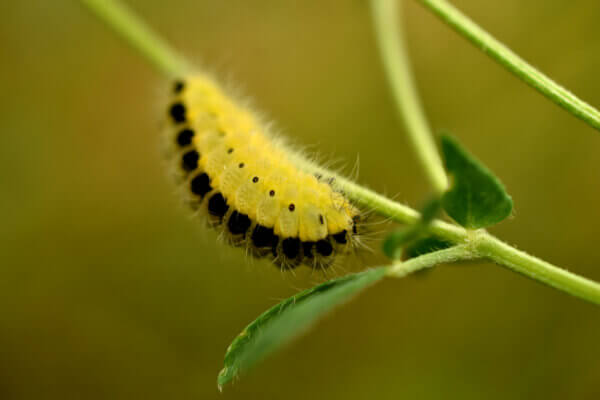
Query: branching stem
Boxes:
[
  {"xmin": 387, "ymin": 245, "xmax": 477, "ymax": 277},
  {"xmin": 80, "ymin": 0, "xmax": 600, "ymax": 306}
]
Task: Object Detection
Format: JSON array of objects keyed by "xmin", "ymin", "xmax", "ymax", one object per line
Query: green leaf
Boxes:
[
  {"xmin": 441, "ymin": 135, "xmax": 513, "ymax": 229},
  {"xmin": 382, "ymin": 228, "xmax": 419, "ymax": 259},
  {"xmin": 217, "ymin": 267, "xmax": 387, "ymax": 389},
  {"xmin": 382, "ymin": 197, "xmax": 441, "ymax": 259},
  {"xmin": 404, "ymin": 237, "xmax": 453, "ymax": 259},
  {"xmin": 420, "ymin": 197, "xmax": 442, "ymax": 222}
]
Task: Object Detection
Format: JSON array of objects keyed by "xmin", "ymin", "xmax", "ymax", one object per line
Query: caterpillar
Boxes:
[{"xmin": 164, "ymin": 74, "xmax": 362, "ymax": 269}]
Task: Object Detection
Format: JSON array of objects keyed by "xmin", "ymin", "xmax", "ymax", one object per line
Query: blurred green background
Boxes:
[{"xmin": 2, "ymin": 1, "xmax": 599, "ymax": 398}]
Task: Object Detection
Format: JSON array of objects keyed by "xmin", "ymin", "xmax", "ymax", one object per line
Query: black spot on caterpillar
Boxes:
[
  {"xmin": 181, "ymin": 149, "xmax": 199, "ymax": 171},
  {"xmin": 169, "ymin": 102, "xmax": 187, "ymax": 123},
  {"xmin": 176, "ymin": 128, "xmax": 194, "ymax": 147},
  {"xmin": 208, "ymin": 193, "xmax": 229, "ymax": 219},
  {"xmin": 227, "ymin": 211, "xmax": 252, "ymax": 235},
  {"xmin": 164, "ymin": 75, "xmax": 363, "ymax": 269},
  {"xmin": 190, "ymin": 173, "xmax": 212, "ymax": 197}
]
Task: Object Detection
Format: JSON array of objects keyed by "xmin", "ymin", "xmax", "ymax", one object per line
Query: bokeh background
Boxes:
[{"xmin": 2, "ymin": 1, "xmax": 600, "ymax": 399}]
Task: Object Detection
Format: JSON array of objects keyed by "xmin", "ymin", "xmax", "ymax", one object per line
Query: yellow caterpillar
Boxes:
[{"xmin": 165, "ymin": 75, "xmax": 361, "ymax": 269}]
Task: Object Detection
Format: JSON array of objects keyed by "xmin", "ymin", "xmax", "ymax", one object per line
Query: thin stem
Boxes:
[
  {"xmin": 80, "ymin": 0, "xmax": 600, "ymax": 306},
  {"xmin": 417, "ymin": 0, "xmax": 600, "ymax": 132},
  {"xmin": 370, "ymin": 0, "xmax": 448, "ymax": 194},
  {"xmin": 324, "ymin": 168, "xmax": 600, "ymax": 305},
  {"xmin": 387, "ymin": 244, "xmax": 477, "ymax": 277},
  {"xmin": 476, "ymin": 232, "xmax": 600, "ymax": 305},
  {"xmin": 81, "ymin": 0, "xmax": 191, "ymax": 77}
]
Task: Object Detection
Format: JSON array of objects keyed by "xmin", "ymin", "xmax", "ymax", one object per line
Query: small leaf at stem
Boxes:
[
  {"xmin": 217, "ymin": 267, "xmax": 387, "ymax": 388},
  {"xmin": 419, "ymin": 196, "xmax": 442, "ymax": 222},
  {"xmin": 382, "ymin": 197, "xmax": 441, "ymax": 259},
  {"xmin": 382, "ymin": 229, "xmax": 419, "ymax": 259},
  {"xmin": 405, "ymin": 237, "xmax": 453, "ymax": 259},
  {"xmin": 441, "ymin": 135, "xmax": 513, "ymax": 229}
]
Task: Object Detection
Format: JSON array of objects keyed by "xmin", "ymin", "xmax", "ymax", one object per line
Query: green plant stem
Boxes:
[
  {"xmin": 82, "ymin": 0, "xmax": 191, "ymax": 77},
  {"xmin": 417, "ymin": 0, "xmax": 600, "ymax": 132},
  {"xmin": 370, "ymin": 0, "xmax": 448, "ymax": 194},
  {"xmin": 300, "ymin": 166, "xmax": 600, "ymax": 305},
  {"xmin": 475, "ymin": 233, "xmax": 600, "ymax": 304},
  {"xmin": 387, "ymin": 244, "xmax": 477, "ymax": 277},
  {"xmin": 80, "ymin": 0, "xmax": 600, "ymax": 306}
]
